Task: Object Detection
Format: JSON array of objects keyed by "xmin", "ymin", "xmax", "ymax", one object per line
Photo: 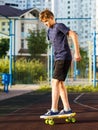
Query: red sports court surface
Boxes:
[{"xmin": 0, "ymin": 92, "xmax": 98, "ymax": 130}]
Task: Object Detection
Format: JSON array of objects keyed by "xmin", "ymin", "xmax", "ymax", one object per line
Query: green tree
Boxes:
[
  {"xmin": 26, "ymin": 29, "xmax": 48, "ymax": 59},
  {"xmin": 0, "ymin": 38, "xmax": 9, "ymax": 58}
]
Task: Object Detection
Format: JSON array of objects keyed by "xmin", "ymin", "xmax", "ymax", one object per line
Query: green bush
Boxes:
[
  {"xmin": 0, "ymin": 58, "xmax": 9, "ymax": 73},
  {"xmin": 37, "ymin": 85, "xmax": 98, "ymax": 93},
  {"xmin": 67, "ymin": 85, "xmax": 98, "ymax": 93},
  {"xmin": 0, "ymin": 58, "xmax": 47, "ymax": 84},
  {"xmin": 15, "ymin": 59, "xmax": 47, "ymax": 84}
]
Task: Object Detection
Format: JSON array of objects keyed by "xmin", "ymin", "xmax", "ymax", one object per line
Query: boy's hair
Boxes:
[{"xmin": 39, "ymin": 9, "xmax": 54, "ymax": 21}]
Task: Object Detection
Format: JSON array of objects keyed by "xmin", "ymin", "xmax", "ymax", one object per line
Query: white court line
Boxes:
[{"xmin": 74, "ymin": 93, "xmax": 98, "ymax": 111}]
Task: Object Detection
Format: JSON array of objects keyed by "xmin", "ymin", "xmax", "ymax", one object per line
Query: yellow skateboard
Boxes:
[{"xmin": 40, "ymin": 112, "xmax": 76, "ymax": 125}]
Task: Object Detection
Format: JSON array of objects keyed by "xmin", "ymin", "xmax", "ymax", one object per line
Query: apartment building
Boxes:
[
  {"xmin": 0, "ymin": 0, "xmax": 51, "ymax": 10},
  {"xmin": 0, "ymin": 0, "xmax": 27, "ymax": 9}
]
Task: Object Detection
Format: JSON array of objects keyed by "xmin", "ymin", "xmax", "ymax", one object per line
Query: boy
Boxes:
[{"xmin": 39, "ymin": 9, "xmax": 81, "ymax": 116}]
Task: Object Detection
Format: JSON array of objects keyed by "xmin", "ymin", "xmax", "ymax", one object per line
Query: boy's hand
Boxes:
[{"xmin": 74, "ymin": 53, "xmax": 81, "ymax": 61}]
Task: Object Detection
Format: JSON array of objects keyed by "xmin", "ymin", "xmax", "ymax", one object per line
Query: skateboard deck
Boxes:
[{"xmin": 40, "ymin": 112, "xmax": 76, "ymax": 125}]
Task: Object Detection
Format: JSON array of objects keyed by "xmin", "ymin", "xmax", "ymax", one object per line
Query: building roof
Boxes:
[
  {"xmin": 0, "ymin": 5, "xmax": 32, "ymax": 17},
  {"xmin": 18, "ymin": 48, "xmax": 29, "ymax": 54}
]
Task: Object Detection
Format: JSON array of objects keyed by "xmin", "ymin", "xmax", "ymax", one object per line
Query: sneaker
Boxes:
[
  {"xmin": 43, "ymin": 110, "xmax": 59, "ymax": 116},
  {"xmin": 59, "ymin": 109, "xmax": 72, "ymax": 115}
]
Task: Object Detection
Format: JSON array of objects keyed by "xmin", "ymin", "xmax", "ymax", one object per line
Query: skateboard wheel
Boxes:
[
  {"xmin": 65, "ymin": 118, "xmax": 70, "ymax": 123},
  {"xmin": 49, "ymin": 119, "xmax": 54, "ymax": 125},
  {"xmin": 71, "ymin": 118, "xmax": 76, "ymax": 123},
  {"xmin": 45, "ymin": 119, "xmax": 49, "ymax": 124}
]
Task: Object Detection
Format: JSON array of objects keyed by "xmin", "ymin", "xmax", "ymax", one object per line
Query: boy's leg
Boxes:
[
  {"xmin": 51, "ymin": 78, "xmax": 60, "ymax": 112},
  {"xmin": 51, "ymin": 60, "xmax": 71, "ymax": 112},
  {"xmin": 51, "ymin": 80, "xmax": 71, "ymax": 112},
  {"xmin": 59, "ymin": 81, "xmax": 71, "ymax": 111},
  {"xmin": 40, "ymin": 78, "xmax": 60, "ymax": 116}
]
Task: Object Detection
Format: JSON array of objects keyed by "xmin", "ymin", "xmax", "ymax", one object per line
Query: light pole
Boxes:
[
  {"xmin": 0, "ymin": 15, "xmax": 13, "ymax": 87},
  {"xmin": 93, "ymin": 32, "xmax": 96, "ymax": 87},
  {"xmin": 9, "ymin": 19, "xmax": 13, "ymax": 87}
]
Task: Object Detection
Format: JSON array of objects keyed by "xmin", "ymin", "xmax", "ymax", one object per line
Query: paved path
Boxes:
[{"xmin": 0, "ymin": 84, "xmax": 40, "ymax": 101}]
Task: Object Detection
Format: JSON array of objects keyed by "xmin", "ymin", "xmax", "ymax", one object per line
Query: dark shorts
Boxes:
[{"xmin": 53, "ymin": 60, "xmax": 71, "ymax": 81}]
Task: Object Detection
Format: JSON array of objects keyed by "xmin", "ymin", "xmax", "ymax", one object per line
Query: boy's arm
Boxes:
[{"xmin": 68, "ymin": 30, "xmax": 81, "ymax": 61}]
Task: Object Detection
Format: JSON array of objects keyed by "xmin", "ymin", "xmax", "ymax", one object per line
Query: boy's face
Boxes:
[{"xmin": 42, "ymin": 17, "xmax": 55, "ymax": 28}]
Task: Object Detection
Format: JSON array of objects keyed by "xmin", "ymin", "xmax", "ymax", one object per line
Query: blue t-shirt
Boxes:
[{"xmin": 47, "ymin": 23, "xmax": 72, "ymax": 61}]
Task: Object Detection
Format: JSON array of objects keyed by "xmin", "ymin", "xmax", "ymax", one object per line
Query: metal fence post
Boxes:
[{"xmin": 93, "ymin": 32, "xmax": 96, "ymax": 87}]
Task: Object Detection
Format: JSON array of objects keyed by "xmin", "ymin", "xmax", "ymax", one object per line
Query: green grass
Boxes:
[
  {"xmin": 37, "ymin": 85, "xmax": 98, "ymax": 93},
  {"xmin": 67, "ymin": 85, "xmax": 98, "ymax": 93},
  {"xmin": 36, "ymin": 85, "xmax": 51, "ymax": 93},
  {"xmin": 1, "ymin": 84, "xmax": 98, "ymax": 94}
]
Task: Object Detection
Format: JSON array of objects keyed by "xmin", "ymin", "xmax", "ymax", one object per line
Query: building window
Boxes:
[
  {"xmin": 85, "ymin": 36, "xmax": 88, "ymax": 38},
  {"xmin": 85, "ymin": 30, "xmax": 88, "ymax": 33},
  {"xmin": 21, "ymin": 23, "xmax": 24, "ymax": 32},
  {"xmin": 21, "ymin": 39, "xmax": 24, "ymax": 48},
  {"xmin": 2, "ymin": 22, "xmax": 5, "ymax": 26},
  {"xmin": 2, "ymin": 28, "xmax": 5, "ymax": 31}
]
